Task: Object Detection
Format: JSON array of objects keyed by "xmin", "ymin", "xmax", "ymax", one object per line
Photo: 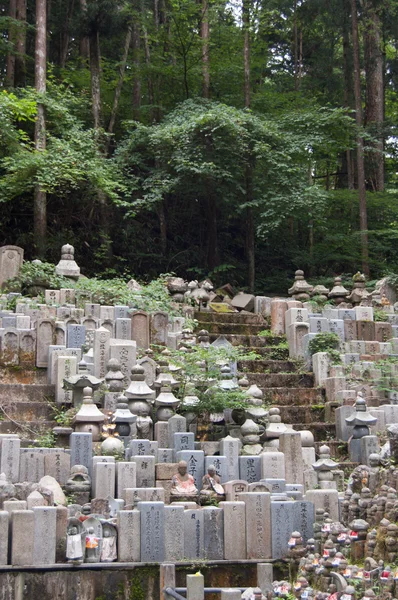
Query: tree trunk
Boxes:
[
  {"xmin": 364, "ymin": 0, "xmax": 384, "ymax": 191},
  {"xmin": 132, "ymin": 22, "xmax": 141, "ymax": 119},
  {"xmin": 343, "ymin": 0, "xmax": 355, "ymax": 189},
  {"xmin": 201, "ymin": 0, "xmax": 210, "ymax": 98},
  {"xmin": 158, "ymin": 199, "xmax": 167, "ymax": 254},
  {"xmin": 34, "ymin": 0, "xmax": 47, "ymax": 258},
  {"xmin": 242, "ymin": 0, "xmax": 250, "ymax": 107},
  {"xmin": 293, "ymin": 0, "xmax": 298, "ymax": 90},
  {"xmin": 14, "ymin": 0, "xmax": 26, "ymax": 86},
  {"xmin": 60, "ymin": 0, "xmax": 75, "ymax": 68},
  {"xmin": 206, "ymin": 192, "xmax": 219, "ymax": 270},
  {"xmin": 142, "ymin": 23, "xmax": 156, "ymax": 117},
  {"xmin": 89, "ymin": 30, "xmax": 102, "ymax": 129},
  {"xmin": 107, "ymin": 25, "xmax": 132, "ymax": 150},
  {"xmin": 79, "ymin": 0, "xmax": 89, "ymax": 60},
  {"xmin": 351, "ymin": 0, "xmax": 369, "ymax": 276},
  {"xmin": 6, "ymin": 0, "xmax": 16, "ymax": 87}
]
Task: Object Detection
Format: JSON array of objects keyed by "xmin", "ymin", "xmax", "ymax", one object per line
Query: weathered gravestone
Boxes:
[{"xmin": 138, "ymin": 501, "xmax": 165, "ymax": 562}]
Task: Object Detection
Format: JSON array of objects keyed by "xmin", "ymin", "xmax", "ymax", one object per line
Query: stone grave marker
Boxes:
[
  {"xmin": 131, "ymin": 311, "xmax": 150, "ymax": 349},
  {"xmin": 270, "ymin": 500, "xmax": 296, "ymax": 559},
  {"xmin": 66, "ymin": 324, "xmax": 86, "ymax": 348},
  {"xmin": 11, "ymin": 510, "xmax": 34, "ymax": 565},
  {"xmin": 279, "ymin": 432, "xmax": 304, "ymax": 485},
  {"xmin": 19, "ymin": 450, "xmax": 45, "ymax": 483},
  {"xmin": 168, "ymin": 415, "xmax": 187, "ymax": 448},
  {"xmin": 174, "ymin": 432, "xmax": 195, "ymax": 452},
  {"xmin": 184, "ymin": 509, "xmax": 205, "ymax": 559},
  {"xmin": 131, "ymin": 456, "xmax": 155, "ymax": 487},
  {"xmin": 239, "ymin": 492, "xmax": 271, "ymax": 559},
  {"xmin": 93, "ymin": 327, "xmax": 110, "ymax": 378},
  {"xmin": 239, "ymin": 456, "xmax": 261, "ymax": 483},
  {"xmin": 44, "ymin": 451, "xmax": 70, "ymax": 485},
  {"xmin": 116, "ymin": 462, "xmax": 137, "ymax": 498},
  {"xmin": 205, "ymin": 456, "xmax": 227, "ymax": 483},
  {"xmin": 220, "ymin": 436, "xmax": 240, "ymax": 481},
  {"xmin": 70, "ymin": 432, "xmax": 92, "ymax": 474},
  {"xmin": 36, "ymin": 319, "xmax": 55, "ymax": 367},
  {"xmin": 94, "ymin": 462, "xmax": 116, "ymax": 498},
  {"xmin": 117, "ymin": 510, "xmax": 141, "ymax": 562},
  {"xmin": 33, "ymin": 506, "xmax": 57, "ymax": 565},
  {"xmin": 203, "ymin": 506, "xmax": 224, "ymax": 560},
  {"xmin": 219, "ymin": 501, "xmax": 246, "ymax": 559},
  {"xmin": 261, "ymin": 452, "xmax": 285, "ymax": 480},
  {"xmin": 138, "ymin": 501, "xmax": 165, "ymax": 562},
  {"xmin": 164, "ymin": 504, "xmax": 185, "ymax": 561},
  {"xmin": 1, "ymin": 437, "xmax": 20, "ymax": 483},
  {"xmin": 0, "ymin": 246, "xmax": 23, "ymax": 288}
]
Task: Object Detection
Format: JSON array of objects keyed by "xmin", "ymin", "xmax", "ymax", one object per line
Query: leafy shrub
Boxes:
[
  {"xmin": 4, "ymin": 261, "xmax": 71, "ymax": 294},
  {"xmin": 308, "ymin": 332, "xmax": 341, "ymax": 364}
]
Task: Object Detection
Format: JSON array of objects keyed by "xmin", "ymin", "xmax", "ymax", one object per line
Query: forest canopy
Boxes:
[{"xmin": 0, "ymin": 0, "xmax": 398, "ymax": 292}]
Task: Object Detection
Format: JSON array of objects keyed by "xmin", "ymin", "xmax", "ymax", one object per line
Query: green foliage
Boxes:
[
  {"xmin": 308, "ymin": 332, "xmax": 341, "ymax": 364},
  {"xmin": 32, "ymin": 430, "xmax": 56, "ymax": 448},
  {"xmin": 4, "ymin": 261, "xmax": 71, "ymax": 294},
  {"xmin": 373, "ymin": 308, "xmax": 389, "ymax": 322},
  {"xmin": 50, "ymin": 404, "xmax": 78, "ymax": 427}
]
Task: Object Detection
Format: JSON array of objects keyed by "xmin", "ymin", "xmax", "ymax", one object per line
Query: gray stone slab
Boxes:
[
  {"xmin": 117, "ymin": 462, "xmax": 137, "ymax": 498},
  {"xmin": 164, "ymin": 504, "xmax": 185, "ymax": 561},
  {"xmin": 168, "ymin": 415, "xmax": 187, "ymax": 448},
  {"xmin": 279, "ymin": 432, "xmax": 303, "ymax": 485},
  {"xmin": 131, "ymin": 456, "xmax": 155, "ymax": 488},
  {"xmin": 219, "ymin": 436, "xmax": 240, "ymax": 481},
  {"xmin": 66, "ymin": 324, "xmax": 86, "ymax": 348},
  {"xmin": 203, "ymin": 506, "xmax": 224, "ymax": 560},
  {"xmin": 262, "ymin": 479, "xmax": 286, "ymax": 494},
  {"xmin": 309, "ymin": 317, "xmax": 329, "ymax": 334},
  {"xmin": 117, "ymin": 510, "xmax": 141, "ymax": 562},
  {"xmin": 32, "ymin": 506, "xmax": 57, "ymax": 565},
  {"xmin": 1, "ymin": 437, "xmax": 20, "ymax": 483},
  {"xmin": 305, "ymin": 489, "xmax": 339, "ymax": 521},
  {"xmin": 114, "ymin": 306, "xmax": 130, "ymax": 320},
  {"xmin": 115, "ymin": 318, "xmax": 132, "ymax": 340},
  {"xmin": 219, "ymin": 501, "xmax": 246, "ymax": 560},
  {"xmin": 154, "ymin": 422, "xmax": 169, "ymax": 448},
  {"xmin": 261, "ymin": 452, "xmax": 285, "ymax": 480},
  {"xmin": 184, "ymin": 509, "xmax": 205, "ymax": 559},
  {"xmin": 19, "ymin": 450, "xmax": 45, "ymax": 483},
  {"xmin": 137, "ymin": 501, "xmax": 165, "ymax": 562},
  {"xmin": 44, "ymin": 451, "xmax": 70, "ymax": 486},
  {"xmin": 335, "ymin": 405, "xmax": 355, "ymax": 442},
  {"xmin": 174, "ymin": 432, "xmax": 195, "ymax": 452},
  {"xmin": 271, "ymin": 500, "xmax": 296, "ymax": 559},
  {"xmin": 293, "ymin": 500, "xmax": 314, "ymax": 543},
  {"xmin": 156, "ymin": 449, "xmax": 175, "ymax": 463},
  {"xmin": 224, "ymin": 480, "xmax": 248, "ymax": 501},
  {"xmin": 0, "ymin": 511, "xmax": 8, "ymax": 565},
  {"xmin": 130, "ymin": 439, "xmax": 151, "ymax": 456},
  {"xmin": 239, "ymin": 492, "xmax": 271, "ymax": 559},
  {"xmin": 11, "ymin": 510, "xmax": 34, "ymax": 566},
  {"xmin": 176, "ymin": 450, "xmax": 204, "ymax": 488},
  {"xmin": 94, "ymin": 462, "xmax": 115, "ymax": 498},
  {"xmin": 239, "ymin": 456, "xmax": 262, "ymax": 483},
  {"xmin": 70, "ymin": 432, "xmax": 92, "ymax": 475}
]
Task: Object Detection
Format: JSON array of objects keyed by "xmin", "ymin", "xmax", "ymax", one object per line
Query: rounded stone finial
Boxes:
[
  {"xmin": 61, "ymin": 243, "xmax": 74, "ymax": 256},
  {"xmin": 107, "ymin": 358, "xmax": 121, "ymax": 371},
  {"xmin": 82, "ymin": 386, "xmax": 93, "ymax": 401}
]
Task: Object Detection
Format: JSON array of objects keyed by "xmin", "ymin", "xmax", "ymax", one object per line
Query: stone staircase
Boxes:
[
  {"xmin": 0, "ymin": 367, "xmax": 56, "ymax": 441},
  {"xmin": 195, "ymin": 310, "xmax": 334, "ymax": 442}
]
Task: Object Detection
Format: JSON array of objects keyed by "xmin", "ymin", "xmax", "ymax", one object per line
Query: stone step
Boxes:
[
  {"xmin": 0, "ymin": 384, "xmax": 55, "ymax": 404},
  {"xmin": 237, "ymin": 359, "xmax": 297, "ymax": 373},
  {"xmin": 197, "ymin": 323, "xmax": 266, "ymax": 335},
  {"xmin": 277, "ymin": 405, "xmax": 325, "ymax": 424},
  {"xmin": 0, "ymin": 367, "xmax": 47, "ymax": 385},
  {"xmin": 1, "ymin": 401, "xmax": 54, "ymax": 421},
  {"xmin": 263, "ymin": 387, "xmax": 324, "ymax": 404},
  {"xmin": 208, "ymin": 334, "xmax": 286, "ymax": 347},
  {"xmin": 243, "ymin": 372, "xmax": 314, "ymax": 389},
  {"xmin": 195, "ymin": 311, "xmax": 266, "ymax": 325},
  {"xmin": 244, "ymin": 346, "xmax": 289, "ymax": 358},
  {"xmin": 0, "ymin": 419, "xmax": 56, "ymax": 435},
  {"xmin": 292, "ymin": 422, "xmax": 336, "ymax": 442}
]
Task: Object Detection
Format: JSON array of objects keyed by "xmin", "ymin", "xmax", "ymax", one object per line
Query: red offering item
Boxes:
[
  {"xmin": 85, "ymin": 535, "xmax": 99, "ymax": 549},
  {"xmin": 381, "ymin": 570, "xmax": 390, "ymax": 579},
  {"xmin": 323, "ymin": 548, "xmax": 330, "ymax": 557},
  {"xmin": 288, "ymin": 537, "xmax": 296, "ymax": 547},
  {"xmin": 350, "ymin": 530, "xmax": 358, "ymax": 539}
]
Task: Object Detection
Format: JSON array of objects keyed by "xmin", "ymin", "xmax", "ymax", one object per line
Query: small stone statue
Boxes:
[
  {"xmin": 199, "ymin": 465, "xmax": 225, "ymax": 504},
  {"xmin": 66, "ymin": 518, "xmax": 85, "ymax": 563},
  {"xmin": 100, "ymin": 522, "xmax": 117, "ymax": 562},
  {"xmin": 136, "ymin": 403, "xmax": 153, "ymax": 440},
  {"xmin": 64, "ymin": 465, "xmax": 91, "ymax": 505},
  {"xmin": 170, "ymin": 461, "xmax": 198, "ymax": 501}
]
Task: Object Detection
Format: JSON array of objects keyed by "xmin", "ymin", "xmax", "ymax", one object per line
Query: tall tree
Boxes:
[
  {"xmin": 363, "ymin": 0, "xmax": 384, "ymax": 191},
  {"xmin": 6, "ymin": 0, "xmax": 16, "ymax": 87},
  {"xmin": 201, "ymin": 0, "xmax": 210, "ymax": 98},
  {"xmin": 351, "ymin": 0, "xmax": 369, "ymax": 275},
  {"xmin": 14, "ymin": 0, "xmax": 26, "ymax": 86},
  {"xmin": 34, "ymin": 0, "xmax": 47, "ymax": 257}
]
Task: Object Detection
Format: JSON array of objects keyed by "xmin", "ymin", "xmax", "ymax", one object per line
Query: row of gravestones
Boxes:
[{"xmin": 0, "ymin": 495, "xmax": 315, "ymax": 565}]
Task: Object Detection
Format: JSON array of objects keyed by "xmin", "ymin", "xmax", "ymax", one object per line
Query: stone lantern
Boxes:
[
  {"xmin": 55, "ymin": 243, "xmax": 80, "ymax": 280},
  {"xmin": 311, "ymin": 285, "xmax": 329, "ymax": 302},
  {"xmin": 125, "ymin": 365, "xmax": 154, "ymax": 415},
  {"xmin": 347, "ymin": 273, "xmax": 370, "ymax": 305},
  {"xmin": 155, "ymin": 385, "xmax": 180, "ymax": 421},
  {"xmin": 345, "ymin": 393, "xmax": 377, "ymax": 463},
  {"xmin": 112, "ymin": 394, "xmax": 137, "ymax": 444},
  {"xmin": 218, "ymin": 365, "xmax": 238, "ymax": 391},
  {"xmin": 328, "ymin": 276, "xmax": 349, "ymax": 305},
  {"xmin": 288, "ymin": 270, "xmax": 313, "ymax": 301},
  {"xmin": 312, "ymin": 444, "xmax": 338, "ymax": 489},
  {"xmin": 73, "ymin": 386, "xmax": 105, "ymax": 441},
  {"xmin": 63, "ymin": 359, "xmax": 102, "ymax": 407}
]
